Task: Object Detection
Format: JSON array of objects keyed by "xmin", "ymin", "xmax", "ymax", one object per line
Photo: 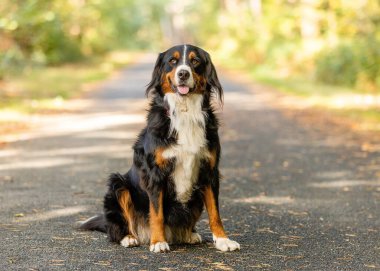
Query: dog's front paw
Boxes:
[
  {"xmin": 150, "ymin": 241, "xmax": 170, "ymax": 253},
  {"xmin": 120, "ymin": 235, "xmax": 139, "ymax": 247},
  {"xmin": 213, "ymin": 237, "xmax": 240, "ymax": 252},
  {"xmin": 188, "ymin": 232, "xmax": 202, "ymax": 244}
]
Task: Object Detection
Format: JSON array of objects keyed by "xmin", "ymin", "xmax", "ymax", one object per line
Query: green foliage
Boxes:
[
  {"xmin": 315, "ymin": 43, "xmax": 359, "ymax": 86},
  {"xmin": 1, "ymin": 51, "xmax": 135, "ymax": 112},
  {"xmin": 186, "ymin": 0, "xmax": 380, "ymax": 92},
  {"xmin": 2, "ymin": 0, "xmax": 380, "ymax": 93},
  {"xmin": 0, "ymin": 0, "xmax": 165, "ymax": 78},
  {"xmin": 316, "ymin": 38, "xmax": 380, "ymax": 90}
]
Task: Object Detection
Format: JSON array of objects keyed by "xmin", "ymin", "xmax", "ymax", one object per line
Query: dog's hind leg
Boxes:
[
  {"xmin": 117, "ymin": 189, "xmax": 140, "ymax": 247},
  {"xmin": 187, "ymin": 228, "xmax": 203, "ymax": 244},
  {"xmin": 104, "ymin": 173, "xmax": 139, "ymax": 247},
  {"xmin": 172, "ymin": 227, "xmax": 202, "ymax": 244}
]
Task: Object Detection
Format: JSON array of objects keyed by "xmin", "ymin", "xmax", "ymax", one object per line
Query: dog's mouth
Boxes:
[
  {"xmin": 177, "ymin": 85, "xmax": 190, "ymax": 95},
  {"xmin": 169, "ymin": 78, "xmax": 193, "ymax": 95}
]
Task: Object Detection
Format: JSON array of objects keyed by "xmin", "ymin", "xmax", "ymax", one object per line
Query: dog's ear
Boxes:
[
  {"xmin": 146, "ymin": 52, "xmax": 165, "ymax": 97},
  {"xmin": 204, "ymin": 52, "xmax": 224, "ymax": 105}
]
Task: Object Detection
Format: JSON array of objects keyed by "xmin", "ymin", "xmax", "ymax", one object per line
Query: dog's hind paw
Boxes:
[
  {"xmin": 213, "ymin": 237, "xmax": 240, "ymax": 252},
  {"xmin": 188, "ymin": 232, "xmax": 202, "ymax": 244},
  {"xmin": 120, "ymin": 235, "xmax": 139, "ymax": 247},
  {"xmin": 150, "ymin": 241, "xmax": 170, "ymax": 253}
]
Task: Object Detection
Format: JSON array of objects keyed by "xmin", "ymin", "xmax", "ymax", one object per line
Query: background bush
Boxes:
[
  {"xmin": 1, "ymin": 0, "xmax": 380, "ymax": 93},
  {"xmin": 316, "ymin": 38, "xmax": 380, "ymax": 90},
  {"xmin": 0, "ymin": 0, "xmax": 164, "ymax": 78},
  {"xmin": 315, "ymin": 43, "xmax": 359, "ymax": 86},
  {"xmin": 189, "ymin": 0, "xmax": 380, "ymax": 93}
]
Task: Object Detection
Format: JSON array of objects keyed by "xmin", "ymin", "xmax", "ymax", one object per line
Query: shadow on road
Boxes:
[{"xmin": 0, "ymin": 57, "xmax": 379, "ymax": 270}]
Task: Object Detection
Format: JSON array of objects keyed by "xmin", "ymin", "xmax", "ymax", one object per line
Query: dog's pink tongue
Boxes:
[{"xmin": 177, "ymin": 86, "xmax": 189, "ymax": 94}]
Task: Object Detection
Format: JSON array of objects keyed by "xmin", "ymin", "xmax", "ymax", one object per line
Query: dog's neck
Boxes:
[{"xmin": 164, "ymin": 93, "xmax": 206, "ymax": 147}]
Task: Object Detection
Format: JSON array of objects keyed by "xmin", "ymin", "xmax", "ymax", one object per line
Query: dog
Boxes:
[{"xmin": 80, "ymin": 44, "xmax": 240, "ymax": 253}]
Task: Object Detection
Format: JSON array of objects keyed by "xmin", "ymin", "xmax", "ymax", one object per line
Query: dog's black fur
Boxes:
[{"xmin": 80, "ymin": 45, "xmax": 240, "ymax": 252}]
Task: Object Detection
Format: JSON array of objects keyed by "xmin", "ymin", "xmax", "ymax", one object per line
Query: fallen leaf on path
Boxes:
[
  {"xmin": 52, "ymin": 236, "xmax": 74, "ymax": 240},
  {"xmin": 253, "ymin": 161, "xmax": 261, "ymax": 167},
  {"xmin": 285, "ymin": 255, "xmax": 304, "ymax": 261},
  {"xmin": 94, "ymin": 260, "xmax": 112, "ymax": 266},
  {"xmin": 50, "ymin": 260, "xmax": 65, "ymax": 266},
  {"xmin": 287, "ymin": 210, "xmax": 308, "ymax": 216},
  {"xmin": 211, "ymin": 262, "xmax": 234, "ymax": 271},
  {"xmin": 361, "ymin": 143, "xmax": 380, "ymax": 152},
  {"xmin": 229, "ymin": 233, "xmax": 243, "ymax": 236},
  {"xmin": 336, "ymin": 256, "xmax": 353, "ymax": 261},
  {"xmin": 364, "ymin": 264, "xmax": 380, "ymax": 269},
  {"xmin": 282, "ymin": 244, "xmax": 298, "ymax": 247},
  {"xmin": 256, "ymin": 228, "xmax": 278, "ymax": 234},
  {"xmin": 234, "ymin": 195, "xmax": 293, "ymax": 205},
  {"xmin": 0, "ymin": 175, "xmax": 13, "ymax": 182},
  {"xmin": 280, "ymin": 235, "xmax": 303, "ymax": 241}
]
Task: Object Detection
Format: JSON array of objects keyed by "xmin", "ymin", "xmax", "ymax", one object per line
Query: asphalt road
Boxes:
[{"xmin": 1, "ymin": 56, "xmax": 379, "ymax": 270}]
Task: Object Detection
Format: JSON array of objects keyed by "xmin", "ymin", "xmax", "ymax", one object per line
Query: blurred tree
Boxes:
[
  {"xmin": 1, "ymin": 0, "xmax": 379, "ymax": 91},
  {"xmin": 0, "ymin": 0, "xmax": 165, "ymax": 78},
  {"xmin": 180, "ymin": 0, "xmax": 380, "ymax": 91}
]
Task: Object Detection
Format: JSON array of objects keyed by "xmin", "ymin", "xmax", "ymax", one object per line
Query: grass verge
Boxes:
[
  {"xmin": 0, "ymin": 50, "xmax": 138, "ymax": 113},
  {"xmin": 0, "ymin": 50, "xmax": 139, "ymax": 139},
  {"xmin": 249, "ymin": 67, "xmax": 380, "ymax": 131}
]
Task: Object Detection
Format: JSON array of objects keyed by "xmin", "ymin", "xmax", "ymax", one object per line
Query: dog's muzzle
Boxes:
[{"xmin": 175, "ymin": 65, "xmax": 194, "ymax": 94}]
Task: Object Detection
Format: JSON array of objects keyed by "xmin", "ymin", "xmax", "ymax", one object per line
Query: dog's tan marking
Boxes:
[
  {"xmin": 173, "ymin": 51, "xmax": 180, "ymax": 60},
  {"xmin": 162, "ymin": 69, "xmax": 176, "ymax": 94},
  {"xmin": 118, "ymin": 190, "xmax": 137, "ymax": 237},
  {"xmin": 203, "ymin": 185, "xmax": 227, "ymax": 238},
  {"xmin": 155, "ymin": 147, "xmax": 168, "ymax": 168},
  {"xmin": 149, "ymin": 191, "xmax": 166, "ymax": 244},
  {"xmin": 209, "ymin": 148, "xmax": 217, "ymax": 169},
  {"xmin": 189, "ymin": 51, "xmax": 197, "ymax": 60}
]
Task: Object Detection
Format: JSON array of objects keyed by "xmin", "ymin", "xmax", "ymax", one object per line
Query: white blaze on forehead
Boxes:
[
  {"xmin": 175, "ymin": 45, "xmax": 194, "ymax": 88},
  {"xmin": 183, "ymin": 45, "xmax": 187, "ymax": 64}
]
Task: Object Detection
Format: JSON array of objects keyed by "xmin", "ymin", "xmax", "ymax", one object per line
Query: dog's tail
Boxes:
[
  {"xmin": 78, "ymin": 173, "xmax": 131, "ymax": 233},
  {"xmin": 78, "ymin": 214, "xmax": 107, "ymax": 233}
]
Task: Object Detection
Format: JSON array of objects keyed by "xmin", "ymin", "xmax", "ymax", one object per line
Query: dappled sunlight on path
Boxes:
[
  {"xmin": 0, "ymin": 56, "xmax": 379, "ymax": 270},
  {"xmin": 13, "ymin": 206, "xmax": 89, "ymax": 223}
]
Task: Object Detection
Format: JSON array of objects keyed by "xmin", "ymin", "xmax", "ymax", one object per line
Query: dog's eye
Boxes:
[
  {"xmin": 169, "ymin": 58, "xmax": 178, "ymax": 65},
  {"xmin": 191, "ymin": 58, "xmax": 200, "ymax": 66}
]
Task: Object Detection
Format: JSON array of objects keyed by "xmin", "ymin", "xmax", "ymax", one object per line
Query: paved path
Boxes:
[{"xmin": 1, "ymin": 56, "xmax": 379, "ymax": 270}]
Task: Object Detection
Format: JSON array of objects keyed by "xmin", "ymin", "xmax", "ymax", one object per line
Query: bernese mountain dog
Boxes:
[{"xmin": 80, "ymin": 44, "xmax": 240, "ymax": 253}]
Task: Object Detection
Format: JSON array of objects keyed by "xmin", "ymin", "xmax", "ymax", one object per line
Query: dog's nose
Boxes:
[{"xmin": 178, "ymin": 69, "xmax": 190, "ymax": 80}]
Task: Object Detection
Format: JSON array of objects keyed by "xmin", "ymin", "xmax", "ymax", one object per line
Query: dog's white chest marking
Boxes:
[{"xmin": 163, "ymin": 93, "xmax": 207, "ymax": 203}]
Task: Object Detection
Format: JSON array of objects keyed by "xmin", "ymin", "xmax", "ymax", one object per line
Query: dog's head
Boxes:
[{"xmin": 146, "ymin": 45, "xmax": 223, "ymax": 104}]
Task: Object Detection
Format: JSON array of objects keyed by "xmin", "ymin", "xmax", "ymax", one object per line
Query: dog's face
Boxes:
[{"xmin": 146, "ymin": 45, "xmax": 223, "ymax": 103}]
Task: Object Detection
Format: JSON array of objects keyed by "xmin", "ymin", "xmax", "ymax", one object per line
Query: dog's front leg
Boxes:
[
  {"xmin": 149, "ymin": 190, "xmax": 169, "ymax": 252},
  {"xmin": 203, "ymin": 185, "xmax": 240, "ymax": 252}
]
